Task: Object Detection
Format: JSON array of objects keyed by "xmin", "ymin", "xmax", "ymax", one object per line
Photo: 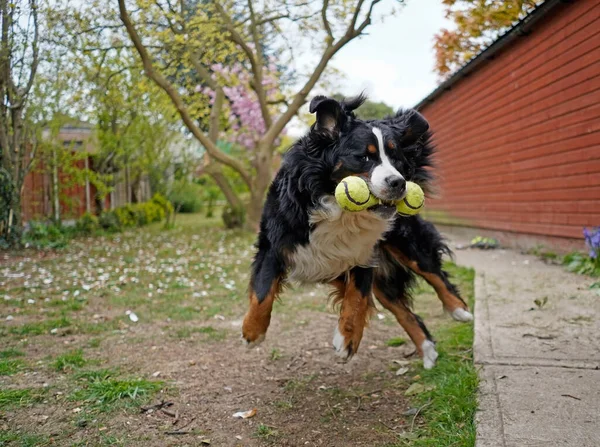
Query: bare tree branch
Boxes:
[
  {"xmin": 246, "ymin": 0, "xmax": 271, "ymax": 128},
  {"xmin": 25, "ymin": 0, "xmax": 40, "ymax": 98},
  {"xmin": 355, "ymin": 0, "xmax": 382, "ymax": 35},
  {"xmin": 321, "ymin": 0, "xmax": 333, "ymax": 44},
  {"xmin": 118, "ymin": 0, "xmax": 252, "ymax": 189},
  {"xmin": 261, "ymin": 0, "xmax": 379, "ymax": 149},
  {"xmin": 349, "ymin": 0, "xmax": 366, "ymax": 33}
]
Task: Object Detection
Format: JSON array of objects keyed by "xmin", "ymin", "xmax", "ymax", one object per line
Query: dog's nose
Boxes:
[{"xmin": 385, "ymin": 176, "xmax": 406, "ymax": 192}]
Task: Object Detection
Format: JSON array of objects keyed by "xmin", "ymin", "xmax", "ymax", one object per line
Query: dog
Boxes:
[{"xmin": 241, "ymin": 94, "xmax": 472, "ymax": 369}]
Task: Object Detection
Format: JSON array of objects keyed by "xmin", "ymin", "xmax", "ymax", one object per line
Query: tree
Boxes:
[
  {"xmin": 433, "ymin": 0, "xmax": 542, "ymax": 79},
  {"xmin": 0, "ymin": 0, "xmax": 40, "ymax": 243},
  {"xmin": 41, "ymin": 2, "xmax": 186, "ymax": 213},
  {"xmin": 117, "ymin": 0, "xmax": 402, "ymax": 229},
  {"xmin": 333, "ymin": 93, "xmax": 393, "ymax": 120}
]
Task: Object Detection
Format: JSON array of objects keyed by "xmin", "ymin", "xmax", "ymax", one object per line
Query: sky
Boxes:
[
  {"xmin": 331, "ymin": 0, "xmax": 451, "ymax": 110},
  {"xmin": 288, "ymin": 0, "xmax": 452, "ymax": 135}
]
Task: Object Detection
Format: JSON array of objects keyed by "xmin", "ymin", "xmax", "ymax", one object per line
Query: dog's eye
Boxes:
[{"xmin": 363, "ymin": 155, "xmax": 370, "ymax": 162}]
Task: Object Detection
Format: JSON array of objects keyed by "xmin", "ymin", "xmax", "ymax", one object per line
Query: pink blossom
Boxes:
[{"xmin": 202, "ymin": 58, "xmax": 285, "ymax": 150}]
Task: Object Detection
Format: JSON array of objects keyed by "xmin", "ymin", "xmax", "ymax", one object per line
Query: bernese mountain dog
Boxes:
[{"xmin": 241, "ymin": 94, "xmax": 472, "ymax": 369}]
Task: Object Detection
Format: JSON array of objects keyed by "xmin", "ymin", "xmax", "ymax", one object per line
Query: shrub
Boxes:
[
  {"xmin": 222, "ymin": 205, "xmax": 245, "ymax": 229},
  {"xmin": 169, "ymin": 181, "xmax": 203, "ymax": 213},
  {"xmin": 98, "ymin": 211, "xmax": 121, "ymax": 232},
  {"xmin": 21, "ymin": 221, "xmax": 69, "ymax": 249},
  {"xmin": 139, "ymin": 201, "xmax": 165, "ymax": 224},
  {"xmin": 114, "ymin": 205, "xmax": 137, "ymax": 228},
  {"xmin": 76, "ymin": 212, "xmax": 99, "ymax": 235},
  {"xmin": 151, "ymin": 193, "xmax": 174, "ymax": 216}
]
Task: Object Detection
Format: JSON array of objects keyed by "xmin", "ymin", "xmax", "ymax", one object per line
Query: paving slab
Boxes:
[{"xmin": 446, "ymin": 237, "xmax": 600, "ymax": 447}]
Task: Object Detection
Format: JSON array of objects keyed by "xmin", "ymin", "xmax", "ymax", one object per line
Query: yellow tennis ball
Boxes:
[
  {"xmin": 335, "ymin": 176, "xmax": 378, "ymax": 212},
  {"xmin": 396, "ymin": 181, "xmax": 425, "ymax": 216}
]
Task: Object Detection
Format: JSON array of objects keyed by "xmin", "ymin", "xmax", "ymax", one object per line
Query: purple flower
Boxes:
[{"xmin": 583, "ymin": 227, "xmax": 600, "ymax": 259}]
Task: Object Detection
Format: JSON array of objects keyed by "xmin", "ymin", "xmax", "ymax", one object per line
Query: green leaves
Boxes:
[
  {"xmin": 434, "ymin": 1, "xmax": 543, "ymax": 77},
  {"xmin": 563, "ymin": 252, "xmax": 600, "ymax": 277}
]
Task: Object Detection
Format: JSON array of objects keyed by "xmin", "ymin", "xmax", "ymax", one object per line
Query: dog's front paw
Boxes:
[
  {"xmin": 241, "ymin": 333, "xmax": 265, "ymax": 348},
  {"xmin": 242, "ymin": 316, "xmax": 268, "ymax": 347},
  {"xmin": 420, "ymin": 340, "xmax": 438, "ymax": 369}
]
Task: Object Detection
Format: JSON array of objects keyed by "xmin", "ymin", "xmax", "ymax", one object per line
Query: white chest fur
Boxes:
[{"xmin": 287, "ymin": 196, "xmax": 393, "ymax": 283}]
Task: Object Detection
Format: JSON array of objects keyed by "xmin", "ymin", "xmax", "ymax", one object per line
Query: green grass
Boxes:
[
  {"xmin": 74, "ymin": 368, "xmax": 119, "ymax": 382},
  {"xmin": 6, "ymin": 316, "xmax": 72, "ymax": 336},
  {"xmin": 254, "ymin": 423, "xmax": 278, "ymax": 440},
  {"xmin": 0, "ymin": 359, "xmax": 25, "ymax": 376},
  {"xmin": 53, "ymin": 349, "xmax": 87, "ymax": 372},
  {"xmin": 395, "ymin": 263, "xmax": 478, "ymax": 447},
  {"xmin": 386, "ymin": 337, "xmax": 407, "ymax": 347},
  {"xmin": 270, "ymin": 348, "xmax": 282, "ymax": 361},
  {"xmin": 88, "ymin": 337, "xmax": 102, "ymax": 348},
  {"xmin": 70, "ymin": 372, "xmax": 163, "ymax": 412},
  {"xmin": 0, "ymin": 430, "xmax": 49, "ymax": 447},
  {"xmin": 563, "ymin": 252, "xmax": 600, "ymax": 277},
  {"xmin": 173, "ymin": 325, "xmax": 227, "ymax": 341},
  {"xmin": 0, "ymin": 348, "xmax": 25, "ymax": 358},
  {"xmin": 0, "ymin": 388, "xmax": 45, "ymax": 409}
]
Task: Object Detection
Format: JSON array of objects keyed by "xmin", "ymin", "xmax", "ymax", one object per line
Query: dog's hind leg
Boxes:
[
  {"xmin": 330, "ymin": 267, "xmax": 374, "ymax": 360},
  {"xmin": 242, "ymin": 249, "xmax": 284, "ymax": 346},
  {"xmin": 373, "ymin": 262, "xmax": 438, "ymax": 369},
  {"xmin": 390, "ymin": 245, "xmax": 472, "ymax": 322},
  {"xmin": 384, "ymin": 217, "xmax": 473, "ymax": 322}
]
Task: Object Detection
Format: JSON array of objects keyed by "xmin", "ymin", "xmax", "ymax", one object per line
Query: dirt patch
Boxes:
[{"xmin": 1, "ymin": 215, "xmax": 470, "ymax": 446}]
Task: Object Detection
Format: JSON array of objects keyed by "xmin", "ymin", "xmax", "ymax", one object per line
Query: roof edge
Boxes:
[{"xmin": 415, "ymin": 0, "xmax": 571, "ymax": 110}]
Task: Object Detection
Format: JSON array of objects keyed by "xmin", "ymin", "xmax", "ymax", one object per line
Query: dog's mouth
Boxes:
[{"xmin": 368, "ymin": 199, "xmax": 397, "ymax": 217}]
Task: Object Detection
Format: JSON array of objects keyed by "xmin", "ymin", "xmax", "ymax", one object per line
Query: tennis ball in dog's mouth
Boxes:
[
  {"xmin": 396, "ymin": 181, "xmax": 425, "ymax": 216},
  {"xmin": 335, "ymin": 176, "xmax": 378, "ymax": 212}
]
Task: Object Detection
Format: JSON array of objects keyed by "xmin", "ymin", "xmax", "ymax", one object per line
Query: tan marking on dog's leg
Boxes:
[
  {"xmin": 242, "ymin": 281, "xmax": 280, "ymax": 346},
  {"xmin": 331, "ymin": 276, "xmax": 372, "ymax": 360},
  {"xmin": 387, "ymin": 247, "xmax": 471, "ymax": 317},
  {"xmin": 373, "ymin": 286, "xmax": 427, "ymax": 354},
  {"xmin": 373, "ymin": 287, "xmax": 438, "ymax": 369}
]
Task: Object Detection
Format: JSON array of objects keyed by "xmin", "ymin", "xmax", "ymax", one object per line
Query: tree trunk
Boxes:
[
  {"xmin": 245, "ymin": 147, "xmax": 273, "ymax": 231},
  {"xmin": 94, "ymin": 191, "xmax": 105, "ymax": 215},
  {"xmin": 246, "ymin": 190, "xmax": 263, "ymax": 232},
  {"xmin": 52, "ymin": 147, "xmax": 60, "ymax": 223},
  {"xmin": 3, "ymin": 177, "xmax": 24, "ymax": 244},
  {"xmin": 210, "ymin": 170, "xmax": 242, "ymax": 209}
]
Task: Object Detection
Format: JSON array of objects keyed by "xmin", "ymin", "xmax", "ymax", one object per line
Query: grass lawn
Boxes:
[{"xmin": 0, "ymin": 213, "xmax": 476, "ymax": 446}]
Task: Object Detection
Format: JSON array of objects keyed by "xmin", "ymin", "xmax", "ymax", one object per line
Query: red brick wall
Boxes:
[{"xmin": 419, "ymin": 0, "xmax": 600, "ymax": 240}]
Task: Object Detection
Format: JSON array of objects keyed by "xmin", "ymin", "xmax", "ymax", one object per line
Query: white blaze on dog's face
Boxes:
[{"xmin": 368, "ymin": 127, "xmax": 406, "ymax": 201}]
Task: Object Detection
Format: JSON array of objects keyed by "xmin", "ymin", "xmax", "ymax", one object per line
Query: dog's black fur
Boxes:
[{"xmin": 243, "ymin": 95, "xmax": 471, "ymax": 368}]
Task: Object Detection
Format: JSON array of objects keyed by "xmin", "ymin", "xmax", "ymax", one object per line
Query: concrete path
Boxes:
[{"xmin": 449, "ymin": 238, "xmax": 600, "ymax": 447}]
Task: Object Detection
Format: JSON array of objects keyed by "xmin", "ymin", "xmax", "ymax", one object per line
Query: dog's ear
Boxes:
[
  {"xmin": 388, "ymin": 109, "xmax": 430, "ymax": 146},
  {"xmin": 309, "ymin": 95, "xmax": 344, "ymax": 135}
]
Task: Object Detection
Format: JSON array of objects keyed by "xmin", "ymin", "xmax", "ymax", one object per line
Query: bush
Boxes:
[
  {"xmin": 222, "ymin": 205, "xmax": 245, "ymax": 229},
  {"xmin": 98, "ymin": 197, "xmax": 171, "ymax": 232},
  {"xmin": 114, "ymin": 205, "xmax": 137, "ymax": 228},
  {"xmin": 75, "ymin": 212, "xmax": 99, "ymax": 235},
  {"xmin": 132, "ymin": 201, "xmax": 164, "ymax": 225},
  {"xmin": 21, "ymin": 221, "xmax": 70, "ymax": 249},
  {"xmin": 99, "ymin": 211, "xmax": 121, "ymax": 232},
  {"xmin": 151, "ymin": 193, "xmax": 174, "ymax": 217},
  {"xmin": 169, "ymin": 181, "xmax": 203, "ymax": 213}
]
